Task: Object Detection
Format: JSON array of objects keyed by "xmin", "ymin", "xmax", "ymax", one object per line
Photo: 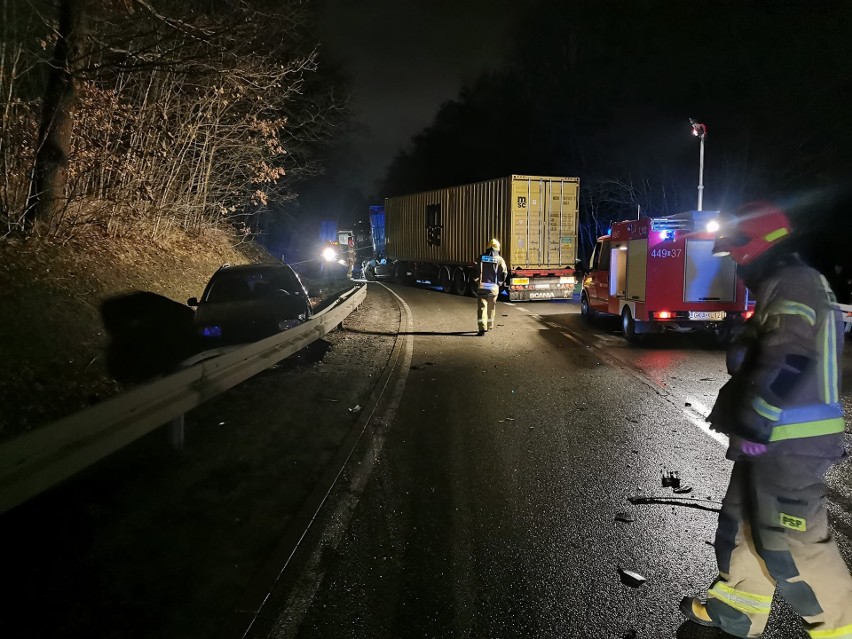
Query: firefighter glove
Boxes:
[{"xmin": 731, "ymin": 435, "xmax": 768, "ymax": 457}]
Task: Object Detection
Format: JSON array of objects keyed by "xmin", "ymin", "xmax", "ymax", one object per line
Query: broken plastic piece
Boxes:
[
  {"xmin": 614, "ymin": 512, "xmax": 635, "ymax": 523},
  {"xmin": 661, "ymin": 470, "xmax": 681, "ymax": 489},
  {"xmin": 348, "ymin": 404, "xmax": 362, "ymax": 413},
  {"xmin": 673, "ymin": 485, "xmax": 693, "ymax": 494},
  {"xmin": 618, "ymin": 567, "xmax": 647, "ymax": 587}
]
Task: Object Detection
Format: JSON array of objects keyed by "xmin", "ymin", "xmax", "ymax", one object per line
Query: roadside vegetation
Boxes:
[{"xmin": 0, "ymin": 0, "xmax": 352, "ymax": 437}]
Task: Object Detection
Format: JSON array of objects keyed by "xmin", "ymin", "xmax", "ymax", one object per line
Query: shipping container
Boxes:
[{"xmin": 384, "ymin": 175, "xmax": 581, "ymax": 300}]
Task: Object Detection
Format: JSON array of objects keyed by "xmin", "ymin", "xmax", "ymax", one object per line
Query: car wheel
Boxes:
[
  {"xmin": 621, "ymin": 307, "xmax": 643, "ymax": 344},
  {"xmin": 580, "ymin": 293, "xmax": 595, "ymax": 323},
  {"xmin": 364, "ymin": 266, "xmax": 377, "ymax": 281}
]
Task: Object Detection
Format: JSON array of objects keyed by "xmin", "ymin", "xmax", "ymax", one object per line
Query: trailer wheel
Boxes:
[
  {"xmin": 437, "ymin": 267, "xmax": 452, "ymax": 293},
  {"xmin": 621, "ymin": 307, "xmax": 643, "ymax": 344},
  {"xmin": 393, "ymin": 262, "xmax": 411, "ymax": 285},
  {"xmin": 467, "ymin": 273, "xmax": 479, "ymax": 297},
  {"xmin": 451, "ymin": 268, "xmax": 467, "ymax": 295},
  {"xmin": 580, "ymin": 293, "xmax": 595, "ymax": 323}
]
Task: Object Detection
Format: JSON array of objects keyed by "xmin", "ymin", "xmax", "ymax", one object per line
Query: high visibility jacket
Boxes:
[
  {"xmin": 477, "ymin": 248, "xmax": 507, "ymax": 294},
  {"xmin": 709, "ymin": 254, "xmax": 846, "ymax": 457}
]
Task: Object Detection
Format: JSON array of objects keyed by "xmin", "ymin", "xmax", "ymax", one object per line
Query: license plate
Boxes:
[
  {"xmin": 534, "ymin": 284, "xmax": 551, "ymax": 289},
  {"xmin": 688, "ymin": 311, "xmax": 725, "ymax": 321},
  {"xmin": 511, "ymin": 277, "xmax": 529, "ymax": 286},
  {"xmin": 530, "ymin": 291, "xmax": 555, "ymax": 299}
]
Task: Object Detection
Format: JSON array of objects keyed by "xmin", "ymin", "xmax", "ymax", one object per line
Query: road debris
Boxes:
[
  {"xmin": 628, "ymin": 495, "xmax": 721, "ymax": 513},
  {"xmin": 618, "ymin": 567, "xmax": 647, "ymax": 587},
  {"xmin": 661, "ymin": 470, "xmax": 681, "ymax": 488},
  {"xmin": 410, "ymin": 361, "xmax": 435, "ymax": 370},
  {"xmin": 614, "ymin": 512, "xmax": 635, "ymax": 523},
  {"xmin": 348, "ymin": 404, "xmax": 362, "ymax": 413},
  {"xmin": 673, "ymin": 485, "xmax": 693, "ymax": 494}
]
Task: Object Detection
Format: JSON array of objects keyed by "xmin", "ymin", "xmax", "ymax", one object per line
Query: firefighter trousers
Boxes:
[
  {"xmin": 476, "ymin": 288, "xmax": 498, "ymax": 331},
  {"xmin": 705, "ymin": 457, "xmax": 852, "ymax": 638}
]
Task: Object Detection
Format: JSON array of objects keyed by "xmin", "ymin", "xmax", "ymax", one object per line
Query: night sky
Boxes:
[
  {"xmin": 317, "ymin": 0, "xmax": 527, "ymax": 190},
  {"xmin": 285, "ymin": 1, "xmax": 852, "ymax": 266}
]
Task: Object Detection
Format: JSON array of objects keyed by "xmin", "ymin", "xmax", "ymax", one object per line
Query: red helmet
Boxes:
[{"xmin": 712, "ymin": 202, "xmax": 792, "ymax": 266}]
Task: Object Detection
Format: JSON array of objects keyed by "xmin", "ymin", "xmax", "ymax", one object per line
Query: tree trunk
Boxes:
[{"xmin": 25, "ymin": 0, "xmax": 86, "ymax": 234}]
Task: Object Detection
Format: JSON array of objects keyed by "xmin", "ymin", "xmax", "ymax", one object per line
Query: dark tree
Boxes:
[{"xmin": 26, "ymin": 0, "xmax": 87, "ymax": 234}]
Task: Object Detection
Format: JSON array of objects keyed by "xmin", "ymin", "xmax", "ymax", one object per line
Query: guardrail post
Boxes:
[{"xmin": 169, "ymin": 414, "xmax": 185, "ymax": 450}]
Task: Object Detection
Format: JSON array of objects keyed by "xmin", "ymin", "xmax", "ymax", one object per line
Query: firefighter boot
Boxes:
[{"xmin": 680, "ymin": 597, "xmax": 715, "ymax": 627}]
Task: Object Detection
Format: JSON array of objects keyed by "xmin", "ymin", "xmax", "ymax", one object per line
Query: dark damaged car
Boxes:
[{"xmin": 188, "ymin": 263, "xmax": 312, "ymax": 346}]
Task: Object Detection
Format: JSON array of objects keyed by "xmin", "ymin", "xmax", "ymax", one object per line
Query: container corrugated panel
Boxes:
[{"xmin": 386, "ymin": 175, "xmax": 579, "ymax": 268}]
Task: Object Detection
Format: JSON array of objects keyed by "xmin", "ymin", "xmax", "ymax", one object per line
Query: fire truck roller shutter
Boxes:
[
  {"xmin": 684, "ymin": 239, "xmax": 737, "ymax": 302},
  {"xmin": 610, "ymin": 244, "xmax": 628, "ymax": 297},
  {"xmin": 626, "ymin": 239, "xmax": 648, "ymax": 301}
]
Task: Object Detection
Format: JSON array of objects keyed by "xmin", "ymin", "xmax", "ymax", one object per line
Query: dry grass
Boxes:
[{"xmin": 0, "ymin": 223, "xmax": 275, "ymax": 437}]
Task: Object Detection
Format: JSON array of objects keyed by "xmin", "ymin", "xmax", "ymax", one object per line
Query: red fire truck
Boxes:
[{"xmin": 580, "ymin": 210, "xmax": 752, "ymax": 343}]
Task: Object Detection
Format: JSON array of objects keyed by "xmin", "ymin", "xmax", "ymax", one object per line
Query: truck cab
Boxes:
[{"xmin": 580, "ymin": 210, "xmax": 752, "ymax": 343}]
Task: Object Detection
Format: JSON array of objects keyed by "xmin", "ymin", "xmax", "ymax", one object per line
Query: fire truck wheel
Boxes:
[
  {"xmin": 621, "ymin": 308, "xmax": 643, "ymax": 344},
  {"xmin": 580, "ymin": 293, "xmax": 595, "ymax": 322}
]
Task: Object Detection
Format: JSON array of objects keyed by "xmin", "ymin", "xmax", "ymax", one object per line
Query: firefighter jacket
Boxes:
[
  {"xmin": 476, "ymin": 249, "xmax": 507, "ymax": 294},
  {"xmin": 708, "ymin": 254, "xmax": 846, "ymax": 458}
]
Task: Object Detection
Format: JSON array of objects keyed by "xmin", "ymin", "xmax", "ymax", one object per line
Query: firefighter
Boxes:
[
  {"xmin": 474, "ymin": 238, "xmax": 507, "ymax": 336},
  {"xmin": 680, "ymin": 202, "xmax": 852, "ymax": 638}
]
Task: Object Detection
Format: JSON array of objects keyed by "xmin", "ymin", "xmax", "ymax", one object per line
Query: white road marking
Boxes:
[
  {"xmin": 557, "ymin": 322, "xmax": 729, "ymax": 449},
  {"xmin": 267, "ymin": 284, "xmax": 415, "ymax": 638}
]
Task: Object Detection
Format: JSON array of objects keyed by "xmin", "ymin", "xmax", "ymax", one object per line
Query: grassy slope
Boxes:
[{"xmin": 0, "ymin": 227, "xmax": 277, "ymax": 437}]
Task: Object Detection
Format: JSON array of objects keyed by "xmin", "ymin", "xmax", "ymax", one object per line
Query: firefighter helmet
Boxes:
[
  {"xmin": 489, "ymin": 238, "xmax": 501, "ymax": 251},
  {"xmin": 712, "ymin": 202, "xmax": 792, "ymax": 266}
]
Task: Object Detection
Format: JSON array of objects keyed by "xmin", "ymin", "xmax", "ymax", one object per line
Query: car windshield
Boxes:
[{"xmin": 205, "ymin": 268, "xmax": 300, "ymax": 303}]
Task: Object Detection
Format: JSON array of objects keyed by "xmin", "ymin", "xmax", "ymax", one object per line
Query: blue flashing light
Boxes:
[
  {"xmin": 658, "ymin": 230, "xmax": 674, "ymax": 241},
  {"xmin": 606, "ymin": 227, "xmax": 612, "ymax": 235},
  {"xmin": 202, "ymin": 326, "xmax": 222, "ymax": 337}
]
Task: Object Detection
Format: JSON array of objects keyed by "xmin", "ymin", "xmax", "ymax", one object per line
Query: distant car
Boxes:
[
  {"xmin": 188, "ymin": 263, "xmax": 312, "ymax": 345},
  {"xmin": 362, "ymin": 256, "xmax": 394, "ymax": 281}
]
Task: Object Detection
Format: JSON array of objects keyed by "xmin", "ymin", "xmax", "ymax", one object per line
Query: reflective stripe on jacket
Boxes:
[{"xmin": 710, "ymin": 255, "xmax": 846, "ymax": 455}]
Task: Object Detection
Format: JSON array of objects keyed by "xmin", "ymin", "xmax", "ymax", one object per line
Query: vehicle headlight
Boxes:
[{"xmin": 322, "ymin": 247, "xmax": 337, "ymax": 261}]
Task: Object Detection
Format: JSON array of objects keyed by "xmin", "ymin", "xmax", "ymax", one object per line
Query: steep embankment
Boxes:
[{"xmin": 0, "ymin": 227, "xmax": 275, "ymax": 437}]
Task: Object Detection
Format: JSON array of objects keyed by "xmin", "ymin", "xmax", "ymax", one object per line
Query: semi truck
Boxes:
[
  {"xmin": 580, "ymin": 210, "xmax": 752, "ymax": 343},
  {"xmin": 381, "ymin": 175, "xmax": 581, "ymax": 301}
]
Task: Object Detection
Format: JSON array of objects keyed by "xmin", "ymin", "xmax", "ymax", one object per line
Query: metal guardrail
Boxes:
[{"xmin": 0, "ymin": 284, "xmax": 367, "ymax": 515}]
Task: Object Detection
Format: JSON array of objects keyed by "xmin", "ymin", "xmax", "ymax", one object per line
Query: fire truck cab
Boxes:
[{"xmin": 580, "ymin": 210, "xmax": 751, "ymax": 343}]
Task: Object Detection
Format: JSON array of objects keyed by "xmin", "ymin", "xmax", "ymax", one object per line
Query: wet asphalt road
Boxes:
[{"xmin": 251, "ymin": 282, "xmax": 852, "ymax": 639}]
